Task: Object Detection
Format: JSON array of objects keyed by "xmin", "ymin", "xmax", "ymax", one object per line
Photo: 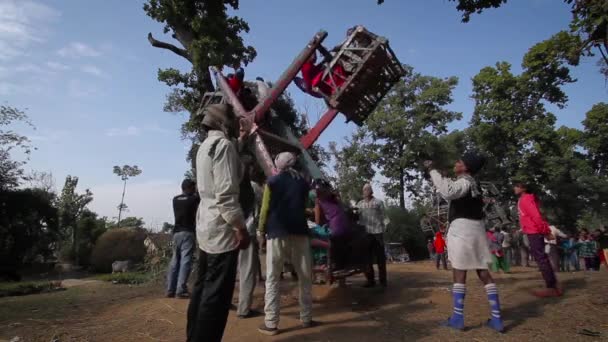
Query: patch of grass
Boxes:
[
  {"xmin": 0, "ymin": 280, "xmax": 63, "ymax": 298},
  {"xmin": 92, "ymin": 271, "xmax": 151, "ymax": 284}
]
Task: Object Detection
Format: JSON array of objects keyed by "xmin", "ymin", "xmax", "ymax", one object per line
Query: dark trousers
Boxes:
[
  {"xmin": 187, "ymin": 249, "xmax": 239, "ymax": 342},
  {"xmin": 584, "ymin": 257, "xmax": 600, "ymax": 271},
  {"xmin": 547, "ymin": 244, "xmax": 560, "ymax": 272},
  {"xmin": 330, "ymin": 236, "xmax": 350, "ymax": 270},
  {"xmin": 527, "ymin": 234, "xmax": 557, "ymax": 289},
  {"xmin": 435, "ymin": 252, "xmax": 447, "ymax": 270},
  {"xmin": 365, "ymin": 233, "xmax": 387, "ymax": 285}
]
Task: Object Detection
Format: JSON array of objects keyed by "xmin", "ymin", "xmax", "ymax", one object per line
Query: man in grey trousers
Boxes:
[
  {"xmin": 166, "ymin": 179, "xmax": 200, "ymax": 298},
  {"xmin": 237, "ymin": 161, "xmax": 264, "ymax": 318}
]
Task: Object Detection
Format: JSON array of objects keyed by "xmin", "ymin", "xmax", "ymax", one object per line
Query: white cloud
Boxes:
[
  {"xmin": 46, "ymin": 61, "xmax": 70, "ymax": 71},
  {"xmin": 0, "ymin": 0, "xmax": 59, "ymax": 60},
  {"xmin": 88, "ymin": 180, "xmax": 180, "ymax": 230},
  {"xmin": 29, "ymin": 129, "xmax": 69, "ymax": 143},
  {"xmin": 57, "ymin": 42, "xmax": 101, "ymax": 58},
  {"xmin": 80, "ymin": 64, "xmax": 105, "ymax": 77},
  {"xmin": 67, "ymin": 79, "xmax": 101, "ymax": 98},
  {"xmin": 105, "ymin": 123, "xmax": 171, "ymax": 137},
  {"xmin": 106, "ymin": 126, "xmax": 141, "ymax": 137}
]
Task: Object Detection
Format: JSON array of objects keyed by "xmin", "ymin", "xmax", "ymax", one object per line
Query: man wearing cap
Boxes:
[
  {"xmin": 425, "ymin": 153, "xmax": 504, "ymax": 333},
  {"xmin": 357, "ymin": 183, "xmax": 387, "ymax": 288},
  {"xmin": 186, "ymin": 104, "xmax": 250, "ymax": 342},
  {"xmin": 166, "ymin": 179, "xmax": 200, "ymax": 299},
  {"xmin": 257, "ymin": 152, "xmax": 314, "ymax": 336}
]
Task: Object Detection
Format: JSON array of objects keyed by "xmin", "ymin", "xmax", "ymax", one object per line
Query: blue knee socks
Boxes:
[
  {"xmin": 485, "ymin": 283, "xmax": 504, "ymax": 332},
  {"xmin": 442, "ymin": 283, "xmax": 465, "ymax": 330}
]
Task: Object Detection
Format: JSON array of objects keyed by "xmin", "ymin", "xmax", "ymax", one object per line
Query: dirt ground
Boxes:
[{"xmin": 1, "ymin": 262, "xmax": 606, "ymax": 342}]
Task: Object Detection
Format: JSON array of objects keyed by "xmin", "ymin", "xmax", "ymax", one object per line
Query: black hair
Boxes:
[{"xmin": 181, "ymin": 179, "xmax": 196, "ymax": 191}]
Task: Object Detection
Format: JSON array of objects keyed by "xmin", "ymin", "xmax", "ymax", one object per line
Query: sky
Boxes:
[{"xmin": 1, "ymin": 0, "xmax": 606, "ymax": 230}]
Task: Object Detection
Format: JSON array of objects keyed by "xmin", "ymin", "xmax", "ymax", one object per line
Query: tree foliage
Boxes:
[
  {"xmin": 113, "ymin": 164, "xmax": 142, "ymax": 227},
  {"xmin": 448, "ymin": 0, "xmax": 608, "ymax": 77},
  {"xmin": 582, "ymin": 102, "xmax": 608, "ymax": 175},
  {"xmin": 143, "ymin": 0, "xmax": 256, "ymax": 135},
  {"xmin": 57, "ymin": 176, "xmax": 94, "ymax": 264},
  {"xmin": 0, "ymin": 106, "xmax": 34, "ymax": 190},
  {"xmin": 109, "ymin": 217, "xmax": 146, "ymax": 229},
  {"xmin": 328, "ymin": 128, "xmax": 376, "ymax": 204},
  {"xmin": 0, "ymin": 189, "xmax": 59, "ymax": 274},
  {"xmin": 365, "ymin": 65, "xmax": 461, "ymax": 208}
]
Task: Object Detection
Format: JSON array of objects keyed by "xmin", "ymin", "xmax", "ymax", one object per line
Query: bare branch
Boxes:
[{"xmin": 147, "ymin": 32, "xmax": 192, "ymax": 62}]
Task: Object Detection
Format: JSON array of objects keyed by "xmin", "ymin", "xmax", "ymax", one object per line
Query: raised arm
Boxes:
[{"xmin": 429, "ymin": 170, "xmax": 471, "ymax": 201}]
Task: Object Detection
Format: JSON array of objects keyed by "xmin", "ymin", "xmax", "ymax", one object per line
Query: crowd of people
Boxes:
[
  {"xmin": 163, "ymin": 103, "xmax": 388, "ymax": 342},
  {"xmin": 161, "ymin": 102, "xmax": 607, "ymax": 341}
]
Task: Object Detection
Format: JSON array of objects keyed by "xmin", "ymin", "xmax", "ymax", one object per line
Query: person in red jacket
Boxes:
[
  {"xmin": 226, "ymin": 66, "xmax": 245, "ymax": 96},
  {"xmin": 514, "ymin": 182, "xmax": 561, "ymax": 297},
  {"xmin": 434, "ymin": 230, "xmax": 448, "ymax": 270}
]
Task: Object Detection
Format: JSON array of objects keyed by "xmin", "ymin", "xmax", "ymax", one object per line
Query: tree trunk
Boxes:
[
  {"xmin": 399, "ymin": 167, "xmax": 405, "ymax": 209},
  {"xmin": 117, "ymin": 179, "xmax": 127, "ymax": 228},
  {"xmin": 398, "ymin": 144, "xmax": 405, "ymax": 209}
]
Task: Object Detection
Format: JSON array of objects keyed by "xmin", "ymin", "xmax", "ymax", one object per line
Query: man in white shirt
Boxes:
[
  {"xmin": 357, "ymin": 183, "xmax": 387, "ymax": 288},
  {"xmin": 186, "ymin": 104, "xmax": 250, "ymax": 342},
  {"xmin": 545, "ymin": 225, "xmax": 567, "ymax": 272}
]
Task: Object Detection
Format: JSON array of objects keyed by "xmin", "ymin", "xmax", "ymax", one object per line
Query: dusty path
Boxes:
[{"xmin": 1, "ymin": 262, "xmax": 606, "ymax": 342}]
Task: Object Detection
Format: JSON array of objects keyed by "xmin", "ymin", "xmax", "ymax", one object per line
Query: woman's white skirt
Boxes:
[{"xmin": 447, "ymin": 218, "xmax": 492, "ymax": 270}]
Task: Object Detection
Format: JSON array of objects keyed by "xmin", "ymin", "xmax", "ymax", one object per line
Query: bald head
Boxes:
[{"xmin": 362, "ymin": 183, "xmax": 373, "ymax": 199}]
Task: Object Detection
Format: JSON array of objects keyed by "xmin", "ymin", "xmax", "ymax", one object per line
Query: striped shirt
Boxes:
[{"xmin": 357, "ymin": 197, "xmax": 385, "ymax": 235}]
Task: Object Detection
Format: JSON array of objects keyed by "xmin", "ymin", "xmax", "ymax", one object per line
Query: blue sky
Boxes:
[{"xmin": 1, "ymin": 0, "xmax": 606, "ymax": 229}]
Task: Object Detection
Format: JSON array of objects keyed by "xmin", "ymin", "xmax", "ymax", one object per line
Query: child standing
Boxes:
[
  {"xmin": 579, "ymin": 231, "xmax": 599, "ymax": 271},
  {"xmin": 488, "ymin": 228, "xmax": 510, "ymax": 273},
  {"xmin": 425, "ymin": 154, "xmax": 504, "ymax": 333}
]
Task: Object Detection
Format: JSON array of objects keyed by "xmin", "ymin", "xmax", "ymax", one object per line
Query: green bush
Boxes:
[
  {"xmin": 90, "ymin": 228, "xmax": 147, "ymax": 273},
  {"xmin": 385, "ymin": 206, "xmax": 428, "ymax": 260},
  {"xmin": 93, "ymin": 271, "xmax": 151, "ymax": 284},
  {"xmin": 0, "ymin": 280, "xmax": 63, "ymax": 297}
]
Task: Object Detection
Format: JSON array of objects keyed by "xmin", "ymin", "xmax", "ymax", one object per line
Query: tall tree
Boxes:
[
  {"xmin": 366, "ymin": 65, "xmax": 461, "ymax": 208},
  {"xmin": 377, "ymin": 1, "xmax": 608, "ymax": 76},
  {"xmin": 450, "ymin": 0, "xmax": 608, "ymax": 77},
  {"xmin": 57, "ymin": 176, "xmax": 93, "ymax": 264},
  {"xmin": 328, "ymin": 128, "xmax": 376, "ymax": 204},
  {"xmin": 73, "ymin": 210, "xmax": 107, "ymax": 265},
  {"xmin": 0, "ymin": 189, "xmax": 59, "ymax": 278},
  {"xmin": 144, "ymin": 0, "xmax": 256, "ymax": 152},
  {"xmin": 109, "ymin": 216, "xmax": 145, "ymax": 230},
  {"xmin": 113, "ymin": 165, "xmax": 142, "ymax": 227},
  {"xmin": 467, "ymin": 57, "xmax": 574, "ymax": 197},
  {"xmin": 583, "ymin": 102, "xmax": 608, "ymax": 176},
  {"xmin": 0, "ymin": 105, "xmax": 34, "ymax": 190},
  {"xmin": 25, "ymin": 170, "xmax": 56, "ymax": 194}
]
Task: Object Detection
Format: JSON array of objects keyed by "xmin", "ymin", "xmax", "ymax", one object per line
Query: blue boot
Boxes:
[
  {"xmin": 441, "ymin": 283, "xmax": 465, "ymax": 331},
  {"xmin": 485, "ymin": 283, "xmax": 505, "ymax": 333}
]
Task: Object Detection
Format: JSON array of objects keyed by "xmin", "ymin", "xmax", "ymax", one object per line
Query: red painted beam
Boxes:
[
  {"xmin": 300, "ymin": 108, "xmax": 339, "ymax": 149},
  {"xmin": 251, "ymin": 31, "xmax": 328, "ymax": 123}
]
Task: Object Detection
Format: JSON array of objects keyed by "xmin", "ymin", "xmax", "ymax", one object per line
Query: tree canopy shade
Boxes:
[
  {"xmin": 366, "ymin": 65, "xmax": 461, "ymax": 208},
  {"xmin": 143, "ymin": 0, "xmax": 256, "ymax": 120},
  {"xmin": 0, "ymin": 189, "xmax": 60, "ymax": 277},
  {"xmin": 0, "ymin": 106, "xmax": 34, "ymax": 190},
  {"xmin": 378, "ymin": 0, "xmax": 608, "ymax": 77}
]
